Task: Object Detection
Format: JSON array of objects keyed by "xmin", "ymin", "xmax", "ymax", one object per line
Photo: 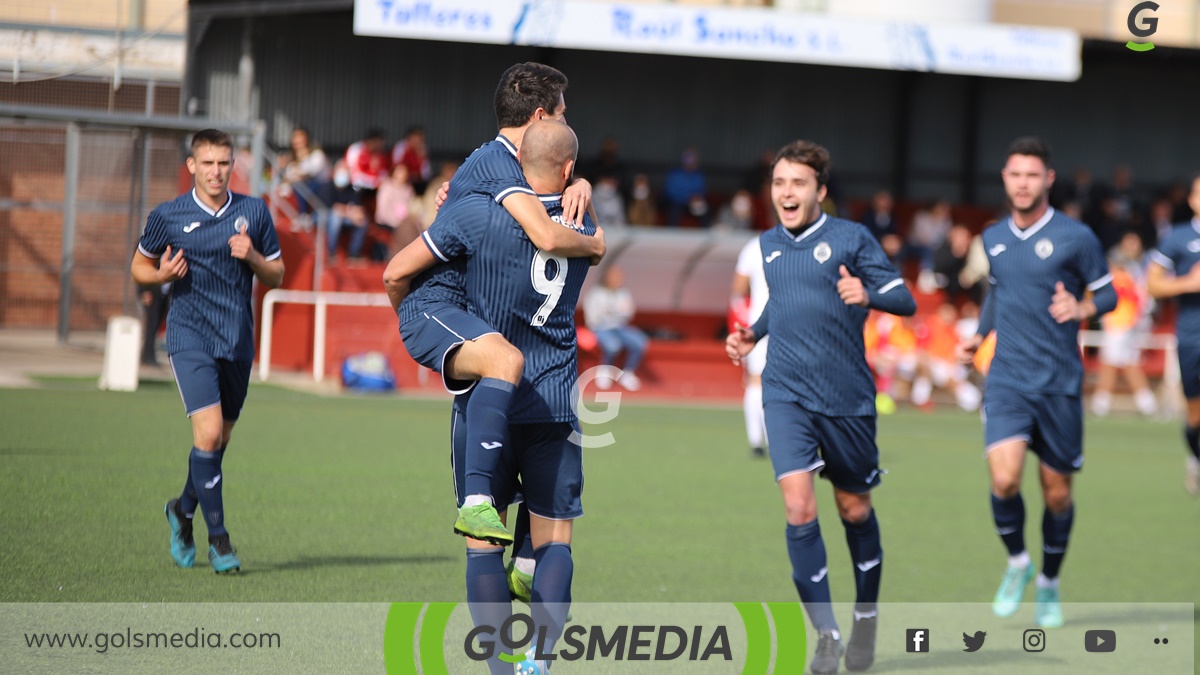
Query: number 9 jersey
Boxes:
[{"xmin": 422, "ymin": 191, "xmax": 597, "ymax": 424}]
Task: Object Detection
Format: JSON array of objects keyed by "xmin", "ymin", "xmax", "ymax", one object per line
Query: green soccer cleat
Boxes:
[
  {"xmin": 993, "ymin": 563, "xmax": 1034, "ymax": 618},
  {"xmin": 453, "ymin": 503, "xmax": 514, "ymax": 546},
  {"xmin": 1035, "ymin": 585, "xmax": 1064, "ymax": 628},
  {"xmin": 208, "ymin": 536, "xmax": 241, "ymax": 574},
  {"xmin": 164, "ymin": 499, "xmax": 195, "ymax": 568},
  {"xmin": 507, "ymin": 560, "xmax": 533, "ymax": 605}
]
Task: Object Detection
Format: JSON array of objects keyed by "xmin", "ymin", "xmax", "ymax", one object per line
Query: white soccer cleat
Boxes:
[{"xmin": 617, "ymin": 372, "xmax": 642, "ymax": 391}]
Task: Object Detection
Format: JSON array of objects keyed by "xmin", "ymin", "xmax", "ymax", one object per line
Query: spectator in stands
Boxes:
[
  {"xmin": 283, "ymin": 127, "xmax": 330, "ymax": 227},
  {"xmin": 592, "ymin": 174, "xmax": 627, "ymax": 229},
  {"xmin": 1054, "ymin": 167, "xmax": 1099, "ymax": 222},
  {"xmin": 581, "ymin": 136, "xmax": 629, "ymax": 198},
  {"xmin": 391, "ymin": 125, "xmax": 432, "ymax": 195},
  {"xmin": 419, "ymin": 161, "xmax": 458, "ymax": 229},
  {"xmin": 907, "ymin": 200, "xmax": 952, "ymax": 274},
  {"xmin": 324, "ymin": 159, "xmax": 369, "ymax": 265},
  {"xmin": 627, "ymin": 173, "xmax": 658, "ymax": 226},
  {"xmin": 664, "ymin": 148, "xmax": 709, "ymax": 228},
  {"xmin": 911, "ymin": 303, "xmax": 982, "ymax": 411},
  {"xmin": 933, "ymin": 224, "xmax": 984, "ymax": 305},
  {"xmin": 1092, "ymin": 194, "xmax": 1131, "ymax": 253},
  {"xmin": 1150, "ymin": 198, "xmax": 1174, "ymax": 248},
  {"xmin": 583, "ymin": 264, "xmax": 648, "ymax": 391},
  {"xmin": 713, "ymin": 189, "xmax": 756, "ymax": 232},
  {"xmin": 375, "ymin": 163, "xmax": 422, "ymax": 258},
  {"xmin": 1092, "ymin": 231, "xmax": 1158, "ymax": 417},
  {"xmin": 344, "ymin": 128, "xmax": 390, "ymax": 196},
  {"xmin": 862, "ymin": 189, "xmax": 902, "ymax": 263},
  {"xmin": 742, "ymin": 148, "xmax": 778, "ymax": 230},
  {"xmin": 139, "ymin": 281, "xmax": 170, "ymax": 366}
]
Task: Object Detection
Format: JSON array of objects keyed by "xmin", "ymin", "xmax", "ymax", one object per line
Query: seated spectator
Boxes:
[
  {"xmin": 907, "ymin": 200, "xmax": 952, "ymax": 272},
  {"xmin": 664, "ymin": 149, "xmax": 709, "ymax": 228},
  {"xmin": 323, "ymin": 160, "xmax": 369, "ymax": 265},
  {"xmin": 933, "ymin": 224, "xmax": 984, "ymax": 305},
  {"xmin": 862, "ymin": 190, "xmax": 903, "ymax": 263},
  {"xmin": 284, "ymin": 127, "xmax": 330, "ymax": 226},
  {"xmin": 583, "ymin": 265, "xmax": 648, "ymax": 391},
  {"xmin": 911, "ymin": 303, "xmax": 981, "ymax": 411},
  {"xmin": 581, "ymin": 136, "xmax": 629, "ymax": 197},
  {"xmin": 627, "ymin": 173, "xmax": 658, "ymax": 226},
  {"xmin": 375, "ymin": 164, "xmax": 422, "ymax": 258},
  {"xmin": 345, "ymin": 127, "xmax": 390, "ymax": 200},
  {"xmin": 713, "ymin": 189, "xmax": 755, "ymax": 232},
  {"xmin": 391, "ymin": 125, "xmax": 432, "ymax": 195},
  {"xmin": 592, "ymin": 174, "xmax": 627, "ymax": 229}
]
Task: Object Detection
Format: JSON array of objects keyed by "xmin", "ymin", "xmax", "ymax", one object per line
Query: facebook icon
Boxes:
[{"xmin": 906, "ymin": 628, "xmax": 931, "ymax": 653}]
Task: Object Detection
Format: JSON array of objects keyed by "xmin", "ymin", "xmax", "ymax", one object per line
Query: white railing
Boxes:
[
  {"xmin": 259, "ymin": 289, "xmax": 393, "ymax": 382},
  {"xmin": 1078, "ymin": 329, "xmax": 1180, "ymax": 394}
]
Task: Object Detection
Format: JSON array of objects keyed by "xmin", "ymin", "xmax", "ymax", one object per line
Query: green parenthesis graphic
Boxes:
[
  {"xmin": 417, "ymin": 602, "xmax": 457, "ymax": 675},
  {"xmin": 384, "ymin": 603, "xmax": 424, "ymax": 675},
  {"xmin": 734, "ymin": 602, "xmax": 771, "ymax": 675},
  {"xmin": 1126, "ymin": 41, "xmax": 1155, "ymax": 51},
  {"xmin": 766, "ymin": 603, "xmax": 807, "ymax": 674}
]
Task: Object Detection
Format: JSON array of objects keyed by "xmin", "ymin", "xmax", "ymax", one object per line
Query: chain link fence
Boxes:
[{"xmin": 0, "ymin": 77, "xmax": 262, "ymax": 341}]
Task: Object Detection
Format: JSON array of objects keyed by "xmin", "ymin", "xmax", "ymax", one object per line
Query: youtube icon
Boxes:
[{"xmin": 1084, "ymin": 630, "xmax": 1116, "ymax": 653}]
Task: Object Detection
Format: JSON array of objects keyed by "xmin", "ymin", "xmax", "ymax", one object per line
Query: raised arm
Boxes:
[{"xmin": 503, "ymin": 192, "xmax": 605, "ymax": 259}]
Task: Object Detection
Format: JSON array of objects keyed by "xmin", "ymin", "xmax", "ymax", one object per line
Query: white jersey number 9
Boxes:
[{"xmin": 530, "ymin": 250, "xmax": 569, "ymax": 326}]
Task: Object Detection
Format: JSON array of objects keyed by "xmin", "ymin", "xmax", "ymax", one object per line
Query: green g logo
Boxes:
[{"xmin": 1126, "ymin": 1, "xmax": 1159, "ymax": 51}]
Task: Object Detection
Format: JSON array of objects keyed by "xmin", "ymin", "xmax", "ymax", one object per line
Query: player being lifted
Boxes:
[
  {"xmin": 726, "ymin": 140, "xmax": 915, "ymax": 674},
  {"xmin": 386, "ymin": 120, "xmax": 593, "ymax": 675},
  {"xmin": 385, "ymin": 62, "xmax": 604, "ymax": 550},
  {"xmin": 958, "ymin": 137, "xmax": 1115, "ymax": 628}
]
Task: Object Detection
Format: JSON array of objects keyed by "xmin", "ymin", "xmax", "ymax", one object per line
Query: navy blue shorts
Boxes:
[
  {"xmin": 983, "ymin": 385, "xmax": 1083, "ymax": 474},
  {"xmin": 451, "ymin": 405, "xmax": 583, "ymax": 521},
  {"xmin": 763, "ymin": 401, "xmax": 882, "ymax": 494},
  {"xmin": 400, "ymin": 304, "xmax": 497, "ymax": 394},
  {"xmin": 1178, "ymin": 343, "xmax": 1200, "ymax": 399},
  {"xmin": 168, "ymin": 351, "xmax": 252, "ymax": 420}
]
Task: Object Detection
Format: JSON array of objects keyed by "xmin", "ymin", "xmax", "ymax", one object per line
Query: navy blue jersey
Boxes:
[
  {"xmin": 757, "ymin": 214, "xmax": 914, "ymax": 417},
  {"xmin": 980, "ymin": 208, "xmax": 1112, "ymax": 395},
  {"xmin": 1149, "ymin": 220, "xmax": 1200, "ymax": 346},
  {"xmin": 398, "ymin": 134, "xmax": 536, "ymax": 324},
  {"xmin": 138, "ymin": 190, "xmax": 280, "ymax": 362},
  {"xmin": 424, "ymin": 192, "xmax": 595, "ymax": 424}
]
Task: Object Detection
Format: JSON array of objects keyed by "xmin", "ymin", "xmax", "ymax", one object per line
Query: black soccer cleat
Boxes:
[
  {"xmin": 811, "ymin": 629, "xmax": 843, "ymax": 674},
  {"xmin": 844, "ymin": 615, "xmax": 877, "ymax": 672}
]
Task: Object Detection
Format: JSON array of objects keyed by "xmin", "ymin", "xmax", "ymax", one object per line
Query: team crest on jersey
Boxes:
[
  {"xmin": 233, "ymin": 215, "xmax": 249, "ymax": 233},
  {"xmin": 1035, "ymin": 238, "xmax": 1054, "ymax": 260},
  {"xmin": 814, "ymin": 242, "xmax": 832, "ymax": 264},
  {"xmin": 1188, "ymin": 240, "xmax": 1200, "ymax": 253}
]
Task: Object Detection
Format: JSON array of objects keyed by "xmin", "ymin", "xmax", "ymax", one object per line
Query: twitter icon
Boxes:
[{"xmin": 963, "ymin": 631, "xmax": 986, "ymax": 652}]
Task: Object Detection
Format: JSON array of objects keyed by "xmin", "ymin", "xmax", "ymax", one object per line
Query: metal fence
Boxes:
[{"xmin": 0, "ymin": 100, "xmax": 262, "ymax": 342}]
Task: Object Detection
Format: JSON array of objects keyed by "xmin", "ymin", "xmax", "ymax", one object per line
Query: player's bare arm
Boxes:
[
  {"xmin": 228, "ymin": 224, "xmax": 285, "ymax": 288},
  {"xmin": 382, "ymin": 237, "xmax": 439, "ymax": 311},
  {"xmin": 131, "ymin": 246, "xmax": 187, "ymax": 285},
  {"xmin": 1146, "ymin": 261, "xmax": 1200, "ymax": 299},
  {"xmin": 504, "ymin": 192, "xmax": 605, "ymax": 258}
]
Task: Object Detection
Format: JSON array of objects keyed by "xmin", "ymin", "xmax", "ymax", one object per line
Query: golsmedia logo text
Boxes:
[
  {"xmin": 465, "ymin": 613, "xmax": 732, "ymax": 664},
  {"xmin": 1126, "ymin": 1, "xmax": 1158, "ymax": 51}
]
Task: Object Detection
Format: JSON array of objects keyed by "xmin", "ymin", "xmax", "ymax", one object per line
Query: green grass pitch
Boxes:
[{"xmin": 2, "ymin": 380, "xmax": 1196, "ymax": 609}]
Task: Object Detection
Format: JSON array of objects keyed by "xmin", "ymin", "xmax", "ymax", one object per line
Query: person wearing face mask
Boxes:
[
  {"xmin": 323, "ymin": 159, "xmax": 369, "ymax": 264},
  {"xmin": 715, "ymin": 189, "xmax": 757, "ymax": 232},
  {"xmin": 591, "ymin": 174, "xmax": 627, "ymax": 229}
]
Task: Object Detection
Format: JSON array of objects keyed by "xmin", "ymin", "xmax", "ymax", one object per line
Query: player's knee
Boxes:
[
  {"xmin": 783, "ymin": 498, "xmax": 818, "ymax": 525},
  {"xmin": 991, "ymin": 478, "xmax": 1021, "ymax": 499},
  {"xmin": 837, "ymin": 500, "xmax": 872, "ymax": 524},
  {"xmin": 1186, "ymin": 406, "xmax": 1200, "ymax": 428},
  {"xmin": 1043, "ymin": 488, "xmax": 1072, "ymax": 513},
  {"xmin": 193, "ymin": 428, "xmax": 223, "ymax": 452}
]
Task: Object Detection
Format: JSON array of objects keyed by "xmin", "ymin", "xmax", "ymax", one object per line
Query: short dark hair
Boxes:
[
  {"xmin": 191, "ymin": 129, "xmax": 233, "ymax": 155},
  {"xmin": 494, "ymin": 62, "xmax": 569, "ymax": 129},
  {"xmin": 365, "ymin": 127, "xmax": 386, "ymax": 141},
  {"xmin": 772, "ymin": 140, "xmax": 831, "ymax": 187},
  {"xmin": 1006, "ymin": 136, "xmax": 1052, "ymax": 168}
]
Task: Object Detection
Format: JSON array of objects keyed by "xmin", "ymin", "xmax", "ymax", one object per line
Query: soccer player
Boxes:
[
  {"xmin": 386, "ymin": 120, "xmax": 592, "ymax": 675},
  {"xmin": 1146, "ymin": 174, "xmax": 1200, "ymax": 494},
  {"xmin": 732, "ymin": 236, "xmax": 769, "ymax": 458},
  {"xmin": 130, "ymin": 129, "xmax": 284, "ymax": 574},
  {"xmin": 726, "ymin": 140, "xmax": 915, "ymax": 674},
  {"xmin": 383, "ymin": 62, "xmax": 604, "ymax": 548},
  {"xmin": 958, "ymin": 137, "xmax": 1115, "ymax": 628}
]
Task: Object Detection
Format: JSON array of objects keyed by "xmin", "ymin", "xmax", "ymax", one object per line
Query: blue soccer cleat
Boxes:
[
  {"xmin": 993, "ymin": 563, "xmax": 1034, "ymax": 617},
  {"xmin": 1035, "ymin": 585, "xmax": 1064, "ymax": 628},
  {"xmin": 514, "ymin": 648, "xmax": 549, "ymax": 675},
  {"xmin": 164, "ymin": 499, "xmax": 195, "ymax": 568},
  {"xmin": 208, "ymin": 536, "xmax": 241, "ymax": 574}
]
